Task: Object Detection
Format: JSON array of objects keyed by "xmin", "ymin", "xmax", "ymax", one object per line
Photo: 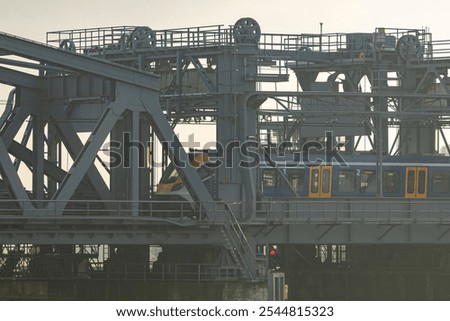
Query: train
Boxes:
[
  {"xmin": 156, "ymin": 151, "xmax": 450, "ymax": 201},
  {"xmin": 262, "ymin": 153, "xmax": 449, "ymax": 199},
  {"xmin": 155, "ymin": 150, "xmax": 213, "ymax": 203}
]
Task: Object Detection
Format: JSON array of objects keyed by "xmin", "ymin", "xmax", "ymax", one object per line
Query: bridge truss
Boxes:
[{"xmin": 2, "ymin": 19, "xmax": 450, "ymax": 289}]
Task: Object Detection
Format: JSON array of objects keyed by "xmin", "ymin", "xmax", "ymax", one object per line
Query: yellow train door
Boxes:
[
  {"xmin": 309, "ymin": 166, "xmax": 332, "ymax": 198},
  {"xmin": 405, "ymin": 167, "xmax": 428, "ymax": 199}
]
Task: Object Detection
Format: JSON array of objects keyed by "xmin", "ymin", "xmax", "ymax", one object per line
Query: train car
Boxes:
[
  {"xmin": 155, "ymin": 152, "xmax": 450, "ymax": 202},
  {"xmin": 154, "ymin": 150, "xmax": 214, "ymax": 207},
  {"xmin": 262, "ymin": 154, "xmax": 450, "ymax": 199}
]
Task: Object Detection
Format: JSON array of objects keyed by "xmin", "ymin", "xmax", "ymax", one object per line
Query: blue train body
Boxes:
[{"xmin": 261, "ymin": 153, "xmax": 450, "ymax": 199}]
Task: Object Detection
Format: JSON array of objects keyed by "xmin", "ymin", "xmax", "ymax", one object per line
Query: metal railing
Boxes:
[
  {"xmin": 45, "ymin": 24, "xmax": 450, "ymax": 61},
  {"xmin": 0, "ymin": 199, "xmax": 215, "ymax": 221},
  {"xmin": 46, "ymin": 26, "xmax": 137, "ymax": 53},
  {"xmin": 255, "ymin": 197, "xmax": 450, "ymax": 224},
  {"xmin": 46, "ymin": 25, "xmax": 234, "ymax": 54},
  {"xmin": 2, "ymin": 197, "xmax": 450, "ymax": 225},
  {"xmin": 428, "ymin": 39, "xmax": 450, "ymax": 60},
  {"xmin": 0, "ymin": 262, "xmax": 239, "ymax": 282},
  {"xmin": 154, "ymin": 25, "xmax": 232, "ymax": 49},
  {"xmin": 222, "ymin": 203, "xmax": 264, "ymax": 280},
  {"xmin": 97, "ymin": 263, "xmax": 239, "ymax": 282}
]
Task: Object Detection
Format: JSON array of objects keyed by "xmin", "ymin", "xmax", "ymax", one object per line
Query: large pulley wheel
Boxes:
[
  {"xmin": 396, "ymin": 35, "xmax": 423, "ymax": 61},
  {"xmin": 59, "ymin": 39, "xmax": 76, "ymax": 52},
  {"xmin": 131, "ymin": 27, "xmax": 156, "ymax": 49},
  {"xmin": 233, "ymin": 17, "xmax": 261, "ymax": 44}
]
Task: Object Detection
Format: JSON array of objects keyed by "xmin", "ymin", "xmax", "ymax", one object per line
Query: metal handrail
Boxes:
[
  {"xmin": 45, "ymin": 25, "xmax": 450, "ymax": 61},
  {"xmin": 0, "ymin": 198, "xmax": 450, "ymax": 224},
  {"xmin": 222, "ymin": 203, "xmax": 261, "ymax": 279},
  {"xmin": 0, "ymin": 262, "xmax": 239, "ymax": 282}
]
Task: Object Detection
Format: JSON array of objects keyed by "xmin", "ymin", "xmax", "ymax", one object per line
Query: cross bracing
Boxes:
[{"xmin": 2, "ymin": 19, "xmax": 450, "ymax": 281}]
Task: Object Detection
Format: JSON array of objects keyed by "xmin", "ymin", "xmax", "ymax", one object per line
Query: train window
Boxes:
[
  {"xmin": 432, "ymin": 172, "xmax": 450, "ymax": 193},
  {"xmin": 383, "ymin": 170, "xmax": 399, "ymax": 193},
  {"xmin": 418, "ymin": 170, "xmax": 426, "ymax": 194},
  {"xmin": 322, "ymin": 169, "xmax": 330, "ymax": 193},
  {"xmin": 360, "ymin": 170, "xmax": 376, "ymax": 193},
  {"xmin": 338, "ymin": 170, "xmax": 356, "ymax": 193},
  {"xmin": 311, "ymin": 168, "xmax": 319, "ymax": 193},
  {"xmin": 407, "ymin": 170, "xmax": 415, "ymax": 194},
  {"xmin": 288, "ymin": 170, "xmax": 304, "ymax": 192},
  {"xmin": 263, "ymin": 170, "xmax": 277, "ymax": 187}
]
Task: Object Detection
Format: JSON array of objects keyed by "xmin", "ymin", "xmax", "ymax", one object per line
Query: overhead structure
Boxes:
[{"xmin": 2, "ymin": 19, "xmax": 450, "ymax": 296}]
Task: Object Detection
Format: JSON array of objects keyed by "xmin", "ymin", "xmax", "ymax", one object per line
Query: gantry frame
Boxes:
[{"xmin": 2, "ymin": 20, "xmax": 450, "ymax": 281}]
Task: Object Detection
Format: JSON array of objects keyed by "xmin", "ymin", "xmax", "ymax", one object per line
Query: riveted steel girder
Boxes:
[
  {"xmin": 0, "ymin": 32, "xmax": 159, "ymax": 91},
  {"xmin": 0, "ymin": 66, "xmax": 40, "ymax": 89}
]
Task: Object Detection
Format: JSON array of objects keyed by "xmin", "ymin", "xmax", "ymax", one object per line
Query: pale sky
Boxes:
[
  {"xmin": 1, "ymin": 0, "xmax": 450, "ymax": 42},
  {"xmin": 2, "ymin": 0, "xmax": 449, "ymax": 144},
  {"xmin": 2, "ymin": 0, "xmax": 450, "ymax": 147},
  {"xmin": 2, "ymin": 0, "xmax": 450, "ymax": 187}
]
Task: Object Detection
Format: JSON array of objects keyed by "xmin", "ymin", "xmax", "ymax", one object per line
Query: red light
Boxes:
[{"xmin": 269, "ymin": 248, "xmax": 277, "ymax": 256}]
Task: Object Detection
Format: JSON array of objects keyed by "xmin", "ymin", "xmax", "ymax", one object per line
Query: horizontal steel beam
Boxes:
[
  {"xmin": 0, "ymin": 66, "xmax": 40, "ymax": 88},
  {"xmin": 0, "ymin": 57, "xmax": 73, "ymax": 74},
  {"xmin": 250, "ymin": 90, "xmax": 450, "ymax": 100},
  {"xmin": 0, "ymin": 222, "xmax": 223, "ymax": 245},
  {"xmin": 0, "ymin": 220, "xmax": 449, "ymax": 244}
]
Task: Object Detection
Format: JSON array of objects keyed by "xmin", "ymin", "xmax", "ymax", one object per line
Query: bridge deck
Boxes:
[{"xmin": 0, "ymin": 198, "xmax": 449, "ymax": 244}]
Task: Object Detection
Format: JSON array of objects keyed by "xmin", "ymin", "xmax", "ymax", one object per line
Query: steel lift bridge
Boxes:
[{"xmin": 1, "ymin": 18, "xmax": 450, "ymax": 291}]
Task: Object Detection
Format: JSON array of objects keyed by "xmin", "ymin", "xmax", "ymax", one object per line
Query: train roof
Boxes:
[{"xmin": 264, "ymin": 152, "xmax": 450, "ymax": 166}]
